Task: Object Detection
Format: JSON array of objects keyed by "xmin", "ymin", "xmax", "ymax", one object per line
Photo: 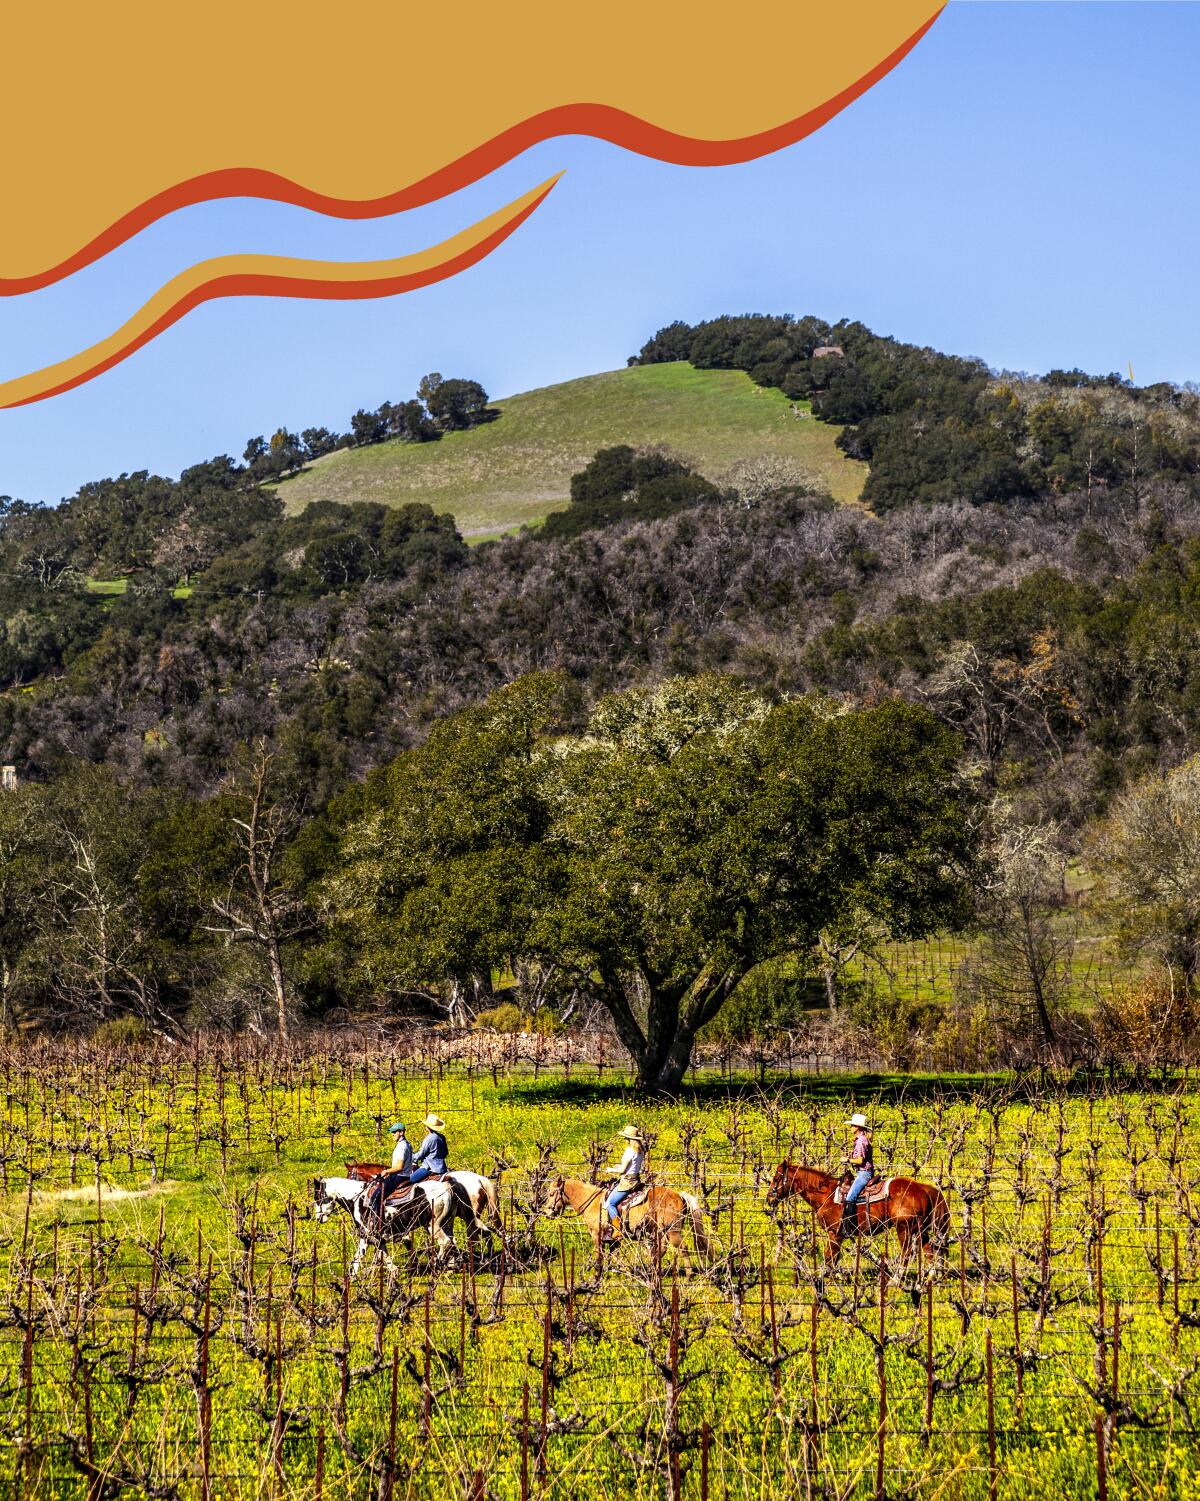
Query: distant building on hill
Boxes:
[
  {"xmin": 1, "ymin": 766, "xmax": 16, "ymax": 791},
  {"xmin": 813, "ymin": 345, "xmax": 845, "ymax": 359}
]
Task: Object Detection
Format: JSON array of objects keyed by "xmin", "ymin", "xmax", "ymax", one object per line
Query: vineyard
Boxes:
[{"xmin": 0, "ymin": 1036, "xmax": 1198, "ymax": 1499}]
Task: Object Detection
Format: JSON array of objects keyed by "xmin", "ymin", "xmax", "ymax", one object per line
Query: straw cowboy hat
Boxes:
[
  {"xmin": 423, "ymin": 1113, "xmax": 446, "ymax": 1132},
  {"xmin": 846, "ymin": 1113, "xmax": 871, "ymax": 1129},
  {"xmin": 618, "ymin": 1125, "xmax": 643, "ymax": 1140}
]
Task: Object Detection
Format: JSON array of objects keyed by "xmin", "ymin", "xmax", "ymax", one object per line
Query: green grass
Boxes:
[
  {"xmin": 87, "ymin": 577, "xmax": 192, "ymax": 599},
  {"xmin": 273, "ymin": 364, "xmax": 868, "ymax": 537}
]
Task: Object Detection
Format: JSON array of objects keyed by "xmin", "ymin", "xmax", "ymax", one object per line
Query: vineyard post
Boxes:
[
  {"xmin": 272, "ymin": 1318, "xmax": 285, "ymax": 1495},
  {"xmin": 668, "ymin": 1275, "xmax": 682, "ymax": 1485},
  {"xmin": 1172, "ymin": 1230, "xmax": 1181, "ymax": 1348},
  {"xmin": 1010, "ymin": 1255, "xmax": 1023, "ymax": 1416},
  {"xmin": 538, "ymin": 1273, "xmax": 552, "ymax": 1480},
  {"xmin": 83, "ymin": 1360, "xmax": 98, "ymax": 1501},
  {"xmin": 1154, "ymin": 1201, "xmax": 1164, "ymax": 1309},
  {"xmin": 875, "ymin": 1251, "xmax": 887, "ymax": 1501},
  {"xmin": 923, "ymin": 1282, "xmax": 934, "ymax": 1441},
  {"xmin": 700, "ymin": 1419, "xmax": 710, "ymax": 1501},
  {"xmin": 1095, "ymin": 1412, "xmax": 1108, "ymax": 1501},
  {"xmin": 383, "ymin": 1345, "xmax": 399, "ymax": 1501},
  {"xmin": 316, "ymin": 1423, "xmax": 325, "ymax": 1501},
  {"xmin": 520, "ymin": 1381, "xmax": 530, "ymax": 1501},
  {"xmin": 985, "ymin": 1330, "xmax": 996, "ymax": 1501},
  {"xmin": 200, "ymin": 1255, "xmax": 213, "ymax": 1501},
  {"xmin": 423, "ymin": 1285, "xmax": 433, "ymax": 1439}
]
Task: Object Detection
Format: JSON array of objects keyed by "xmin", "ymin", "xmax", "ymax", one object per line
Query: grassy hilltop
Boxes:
[{"xmin": 274, "ymin": 362, "xmax": 867, "ymax": 537}]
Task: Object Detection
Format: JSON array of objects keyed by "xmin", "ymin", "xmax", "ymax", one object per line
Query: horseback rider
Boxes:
[
  {"xmin": 366, "ymin": 1121, "xmax": 413, "ymax": 1222},
  {"xmin": 389, "ymin": 1121, "xmax": 413, "ymax": 1175},
  {"xmin": 407, "ymin": 1113, "xmax": 449, "ymax": 1186},
  {"xmin": 840, "ymin": 1111, "xmax": 875, "ymax": 1237},
  {"xmin": 603, "ymin": 1125, "xmax": 645, "ymax": 1237}
]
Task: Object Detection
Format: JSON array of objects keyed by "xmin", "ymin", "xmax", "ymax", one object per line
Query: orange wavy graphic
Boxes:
[
  {"xmin": 0, "ymin": 179, "xmax": 558, "ymax": 410},
  {"xmin": 1, "ymin": 3, "xmax": 942, "ymax": 294}
]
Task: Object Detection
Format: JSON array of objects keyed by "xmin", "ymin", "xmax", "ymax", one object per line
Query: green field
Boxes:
[
  {"xmin": 273, "ymin": 364, "xmax": 868, "ymax": 537},
  {"xmin": 2, "ymin": 1038, "xmax": 1196, "ymax": 1499}
]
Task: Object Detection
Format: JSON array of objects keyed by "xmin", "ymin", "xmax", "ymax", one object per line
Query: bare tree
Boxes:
[
  {"xmin": 205, "ymin": 742, "xmax": 309, "ymax": 1040},
  {"xmin": 963, "ymin": 815, "xmax": 1073, "ymax": 1056},
  {"xmin": 1091, "ymin": 755, "xmax": 1200, "ymax": 987}
]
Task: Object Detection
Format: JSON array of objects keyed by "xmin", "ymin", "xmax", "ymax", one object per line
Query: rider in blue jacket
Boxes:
[{"xmin": 407, "ymin": 1113, "xmax": 449, "ymax": 1184}]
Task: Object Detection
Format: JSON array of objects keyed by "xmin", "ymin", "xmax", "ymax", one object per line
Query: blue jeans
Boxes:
[
  {"xmin": 845, "ymin": 1169, "xmax": 872, "ymax": 1205},
  {"xmin": 606, "ymin": 1187, "xmax": 632, "ymax": 1222},
  {"xmin": 408, "ymin": 1166, "xmax": 433, "ymax": 1185}
]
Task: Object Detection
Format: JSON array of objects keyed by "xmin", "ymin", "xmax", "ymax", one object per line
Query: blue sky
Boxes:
[{"xmin": 2, "ymin": 1, "xmax": 1198, "ymax": 503}]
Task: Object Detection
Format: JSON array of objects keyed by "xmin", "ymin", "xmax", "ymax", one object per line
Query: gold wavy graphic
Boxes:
[
  {"xmin": 0, "ymin": 179, "xmax": 559, "ymax": 409},
  {"xmin": 2, "ymin": 3, "xmax": 942, "ymax": 291}
]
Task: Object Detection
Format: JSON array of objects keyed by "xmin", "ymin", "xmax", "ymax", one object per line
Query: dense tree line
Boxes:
[
  {"xmin": 5, "ymin": 316, "xmax": 1200, "ymax": 1055},
  {"xmin": 633, "ymin": 315, "xmax": 1200, "ymax": 511}
]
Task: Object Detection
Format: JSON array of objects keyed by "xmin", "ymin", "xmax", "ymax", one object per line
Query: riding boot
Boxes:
[{"xmin": 840, "ymin": 1203, "xmax": 858, "ymax": 1239}]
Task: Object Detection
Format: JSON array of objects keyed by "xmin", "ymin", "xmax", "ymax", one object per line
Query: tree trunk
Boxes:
[
  {"xmin": 266, "ymin": 933, "xmax": 288, "ymax": 1042},
  {"xmin": 600, "ymin": 962, "xmax": 745, "ymax": 1095}
]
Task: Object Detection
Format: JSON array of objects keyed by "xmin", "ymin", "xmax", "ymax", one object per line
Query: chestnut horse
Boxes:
[
  {"xmin": 542, "ymin": 1176, "xmax": 711, "ymax": 1271},
  {"xmin": 766, "ymin": 1162, "xmax": 950, "ymax": 1269}
]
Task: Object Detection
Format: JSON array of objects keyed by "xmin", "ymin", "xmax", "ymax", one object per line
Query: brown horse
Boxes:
[
  {"xmin": 542, "ymin": 1176, "xmax": 711, "ymax": 1271},
  {"xmin": 766, "ymin": 1162, "xmax": 950, "ymax": 1270}
]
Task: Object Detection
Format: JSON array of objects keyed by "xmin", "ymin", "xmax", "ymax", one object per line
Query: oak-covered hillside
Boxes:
[{"xmin": 3, "ymin": 312, "xmax": 1200, "ymax": 1060}]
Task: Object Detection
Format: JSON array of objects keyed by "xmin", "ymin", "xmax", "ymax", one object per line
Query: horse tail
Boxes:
[
  {"xmin": 681, "ymin": 1193, "xmax": 712, "ymax": 1265},
  {"xmin": 483, "ymin": 1176, "xmax": 500, "ymax": 1221},
  {"xmin": 927, "ymin": 1185, "xmax": 952, "ymax": 1254}
]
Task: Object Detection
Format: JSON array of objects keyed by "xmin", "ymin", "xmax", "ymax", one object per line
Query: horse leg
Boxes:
[
  {"xmin": 350, "ymin": 1236, "xmax": 369, "ymax": 1279},
  {"xmin": 669, "ymin": 1222, "xmax": 693, "ymax": 1276}
]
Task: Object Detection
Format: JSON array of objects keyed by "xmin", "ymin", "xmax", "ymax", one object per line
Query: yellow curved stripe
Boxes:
[
  {"xmin": 0, "ymin": 178, "xmax": 559, "ymax": 409},
  {"xmin": 1, "ymin": 2, "xmax": 941, "ymax": 288}
]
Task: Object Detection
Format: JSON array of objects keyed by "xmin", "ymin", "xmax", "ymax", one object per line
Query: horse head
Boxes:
[
  {"xmin": 312, "ymin": 1177, "xmax": 335, "ymax": 1223},
  {"xmin": 541, "ymin": 1174, "xmax": 566, "ymax": 1218},
  {"xmin": 765, "ymin": 1161, "xmax": 793, "ymax": 1211}
]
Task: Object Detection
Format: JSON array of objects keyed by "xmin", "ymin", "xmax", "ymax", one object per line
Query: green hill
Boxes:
[{"xmin": 275, "ymin": 363, "xmax": 867, "ymax": 537}]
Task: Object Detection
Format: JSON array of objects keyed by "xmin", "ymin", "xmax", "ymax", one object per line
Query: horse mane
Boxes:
[{"xmin": 320, "ymin": 1176, "xmax": 366, "ymax": 1198}]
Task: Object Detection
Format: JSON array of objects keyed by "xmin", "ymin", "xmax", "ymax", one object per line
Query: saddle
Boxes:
[
  {"xmin": 615, "ymin": 1186, "xmax": 650, "ymax": 1224},
  {"xmin": 833, "ymin": 1175, "xmax": 892, "ymax": 1206}
]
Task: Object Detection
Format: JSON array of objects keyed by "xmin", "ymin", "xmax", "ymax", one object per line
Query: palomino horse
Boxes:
[
  {"xmin": 313, "ymin": 1175, "xmax": 469, "ymax": 1276},
  {"xmin": 344, "ymin": 1161, "xmax": 502, "ymax": 1247},
  {"xmin": 765, "ymin": 1162, "xmax": 950, "ymax": 1271},
  {"xmin": 542, "ymin": 1176, "xmax": 711, "ymax": 1270}
]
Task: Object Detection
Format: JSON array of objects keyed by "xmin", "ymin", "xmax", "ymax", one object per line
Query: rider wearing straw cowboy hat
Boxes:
[
  {"xmin": 407, "ymin": 1113, "xmax": 449, "ymax": 1185},
  {"xmin": 841, "ymin": 1111, "xmax": 875, "ymax": 1237},
  {"xmin": 604, "ymin": 1124, "xmax": 646, "ymax": 1235}
]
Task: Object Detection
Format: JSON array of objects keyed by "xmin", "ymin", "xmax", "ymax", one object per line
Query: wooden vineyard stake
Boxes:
[
  {"xmin": 876, "ymin": 1252, "xmax": 887, "ymax": 1501},
  {"xmin": 520, "ymin": 1380, "xmax": 531, "ymax": 1501},
  {"xmin": 986, "ymin": 1330, "xmax": 997, "ymax": 1501},
  {"xmin": 1011, "ymin": 1255, "xmax": 1024, "ymax": 1416},
  {"xmin": 924, "ymin": 1282, "xmax": 935, "ymax": 1440},
  {"xmin": 383, "ymin": 1345, "xmax": 399, "ymax": 1501}
]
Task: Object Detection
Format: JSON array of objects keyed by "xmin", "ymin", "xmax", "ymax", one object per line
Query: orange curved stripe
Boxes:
[
  {"xmin": 0, "ymin": 10, "xmax": 940, "ymax": 298},
  {"xmin": 0, "ymin": 179, "xmax": 558, "ymax": 409}
]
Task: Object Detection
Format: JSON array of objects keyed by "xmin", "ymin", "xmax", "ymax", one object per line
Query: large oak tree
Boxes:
[{"xmin": 326, "ymin": 674, "xmax": 978, "ymax": 1092}]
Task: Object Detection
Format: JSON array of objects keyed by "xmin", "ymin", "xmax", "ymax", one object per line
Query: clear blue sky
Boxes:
[{"xmin": 2, "ymin": 1, "xmax": 1198, "ymax": 504}]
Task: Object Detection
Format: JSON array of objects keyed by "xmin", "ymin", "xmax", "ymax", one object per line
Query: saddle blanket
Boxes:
[
  {"xmin": 618, "ymin": 1187, "xmax": 650, "ymax": 1218},
  {"xmin": 833, "ymin": 1176, "xmax": 893, "ymax": 1206}
]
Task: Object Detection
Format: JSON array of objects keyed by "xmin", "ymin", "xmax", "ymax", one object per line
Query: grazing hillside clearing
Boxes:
[{"xmin": 274, "ymin": 363, "xmax": 867, "ymax": 536}]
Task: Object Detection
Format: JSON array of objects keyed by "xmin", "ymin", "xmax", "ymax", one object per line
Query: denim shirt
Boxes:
[
  {"xmin": 413, "ymin": 1131, "xmax": 448, "ymax": 1173},
  {"xmin": 390, "ymin": 1137, "xmax": 413, "ymax": 1174}
]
